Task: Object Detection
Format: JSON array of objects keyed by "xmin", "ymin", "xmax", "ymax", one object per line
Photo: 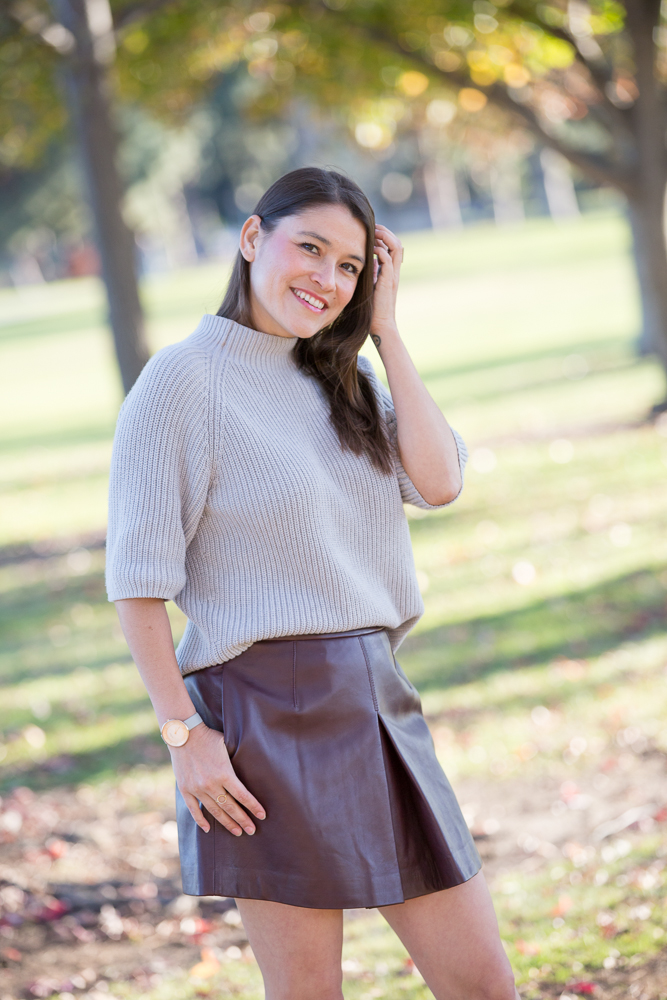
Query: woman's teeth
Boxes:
[{"xmin": 293, "ymin": 289, "xmax": 326, "ymax": 311}]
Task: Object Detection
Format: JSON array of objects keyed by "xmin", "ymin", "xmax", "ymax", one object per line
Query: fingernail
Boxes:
[
  {"xmin": 233, "ymin": 829, "xmax": 242, "ymax": 836},
  {"xmin": 257, "ymin": 812, "xmax": 266, "ymax": 820},
  {"xmin": 245, "ymin": 827, "xmax": 255, "ymax": 835}
]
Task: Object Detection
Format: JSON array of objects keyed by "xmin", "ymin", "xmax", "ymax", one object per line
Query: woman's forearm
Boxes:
[
  {"xmin": 372, "ymin": 327, "xmax": 462, "ymax": 506},
  {"xmin": 114, "ymin": 597, "xmax": 196, "ymax": 727},
  {"xmin": 114, "ymin": 596, "xmax": 265, "ymax": 836}
]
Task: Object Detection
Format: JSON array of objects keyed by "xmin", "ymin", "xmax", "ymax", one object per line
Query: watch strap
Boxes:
[{"xmin": 184, "ymin": 712, "xmax": 203, "ymax": 731}]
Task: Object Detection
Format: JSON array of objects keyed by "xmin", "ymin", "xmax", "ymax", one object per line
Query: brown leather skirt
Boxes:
[{"xmin": 177, "ymin": 627, "xmax": 481, "ymax": 909}]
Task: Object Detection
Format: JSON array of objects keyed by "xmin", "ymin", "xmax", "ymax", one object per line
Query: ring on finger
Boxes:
[{"xmin": 216, "ymin": 793, "xmax": 228, "ymax": 805}]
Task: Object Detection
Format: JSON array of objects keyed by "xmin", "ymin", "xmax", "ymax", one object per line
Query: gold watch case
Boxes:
[{"xmin": 161, "ymin": 718, "xmax": 190, "ymax": 747}]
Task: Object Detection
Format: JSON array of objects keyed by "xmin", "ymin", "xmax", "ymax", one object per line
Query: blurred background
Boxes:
[{"xmin": 2, "ymin": 2, "xmax": 667, "ymax": 999}]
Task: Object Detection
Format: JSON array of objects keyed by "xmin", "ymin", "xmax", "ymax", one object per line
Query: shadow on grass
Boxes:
[
  {"xmin": 0, "ymin": 732, "xmax": 170, "ymax": 794},
  {"xmin": 0, "ymin": 309, "xmax": 105, "ymax": 344},
  {"xmin": 419, "ymin": 334, "xmax": 630, "ymax": 385},
  {"xmin": 3, "ymin": 563, "xmax": 667, "ymax": 792},
  {"xmin": 402, "ymin": 565, "xmax": 667, "ymax": 693}
]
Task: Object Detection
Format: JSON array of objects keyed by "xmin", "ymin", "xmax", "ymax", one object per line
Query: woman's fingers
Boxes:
[
  {"xmin": 223, "ymin": 774, "xmax": 266, "ymax": 821},
  {"xmin": 183, "ymin": 791, "xmax": 211, "ymax": 834},
  {"xmin": 202, "ymin": 792, "xmax": 247, "ymax": 836},
  {"xmin": 172, "ymin": 727, "xmax": 266, "ymax": 837},
  {"xmin": 373, "ymin": 243, "xmax": 395, "ymax": 282},
  {"xmin": 375, "ymin": 225, "xmax": 404, "ymax": 257}
]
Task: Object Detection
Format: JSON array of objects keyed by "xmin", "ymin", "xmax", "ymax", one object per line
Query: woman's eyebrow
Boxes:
[{"xmin": 298, "ymin": 230, "xmax": 365, "ymax": 265}]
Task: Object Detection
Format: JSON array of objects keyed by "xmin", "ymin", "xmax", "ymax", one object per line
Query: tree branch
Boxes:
[
  {"xmin": 113, "ymin": 0, "xmax": 179, "ymax": 30},
  {"xmin": 346, "ymin": 16, "xmax": 635, "ymax": 195},
  {"xmin": 509, "ymin": 2, "xmax": 635, "ymax": 139},
  {"xmin": 9, "ymin": 2, "xmax": 75, "ymax": 54}
]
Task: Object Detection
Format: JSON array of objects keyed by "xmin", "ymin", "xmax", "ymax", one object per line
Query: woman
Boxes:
[{"xmin": 106, "ymin": 167, "xmax": 518, "ymax": 1000}]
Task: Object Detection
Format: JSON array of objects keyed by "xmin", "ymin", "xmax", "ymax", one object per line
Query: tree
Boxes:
[
  {"xmin": 5, "ymin": 0, "xmax": 667, "ymax": 404},
  {"xmin": 266, "ymin": 0, "xmax": 667, "ymax": 389}
]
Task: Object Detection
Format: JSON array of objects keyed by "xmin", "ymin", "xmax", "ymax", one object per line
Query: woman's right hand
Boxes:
[{"xmin": 170, "ymin": 724, "xmax": 266, "ymax": 836}]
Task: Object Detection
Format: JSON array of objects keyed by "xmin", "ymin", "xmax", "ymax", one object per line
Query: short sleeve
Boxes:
[
  {"xmin": 105, "ymin": 345, "xmax": 211, "ymax": 602},
  {"xmin": 358, "ymin": 353, "xmax": 468, "ymax": 511}
]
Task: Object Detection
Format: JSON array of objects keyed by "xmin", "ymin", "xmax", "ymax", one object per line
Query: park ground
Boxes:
[{"xmin": 1, "ymin": 211, "xmax": 667, "ymax": 999}]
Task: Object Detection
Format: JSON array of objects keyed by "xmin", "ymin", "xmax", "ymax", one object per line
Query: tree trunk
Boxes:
[
  {"xmin": 423, "ymin": 159, "xmax": 462, "ymax": 229},
  {"xmin": 623, "ymin": 0, "xmax": 667, "ymax": 392},
  {"xmin": 53, "ymin": 0, "xmax": 149, "ymax": 394},
  {"xmin": 627, "ymin": 188, "xmax": 667, "ymax": 371},
  {"xmin": 489, "ymin": 157, "xmax": 524, "ymax": 225},
  {"xmin": 540, "ymin": 149, "xmax": 580, "ymax": 220}
]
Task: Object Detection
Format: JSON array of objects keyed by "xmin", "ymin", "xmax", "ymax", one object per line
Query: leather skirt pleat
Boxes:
[{"xmin": 177, "ymin": 627, "xmax": 481, "ymax": 909}]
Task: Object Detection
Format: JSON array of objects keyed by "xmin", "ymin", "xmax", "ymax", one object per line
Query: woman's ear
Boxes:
[{"xmin": 239, "ymin": 215, "xmax": 262, "ymax": 262}]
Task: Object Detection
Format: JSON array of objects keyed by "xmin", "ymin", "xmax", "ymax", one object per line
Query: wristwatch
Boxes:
[{"xmin": 160, "ymin": 712, "xmax": 204, "ymax": 747}]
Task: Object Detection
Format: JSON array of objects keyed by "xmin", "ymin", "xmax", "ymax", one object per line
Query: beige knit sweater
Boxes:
[{"xmin": 105, "ymin": 315, "xmax": 467, "ymax": 674}]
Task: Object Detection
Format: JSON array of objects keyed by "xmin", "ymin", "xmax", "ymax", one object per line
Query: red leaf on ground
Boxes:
[
  {"xmin": 552, "ymin": 894, "xmax": 573, "ymax": 916},
  {"xmin": 36, "ymin": 899, "xmax": 69, "ymax": 922},
  {"xmin": 45, "ymin": 838, "xmax": 68, "ymax": 859},
  {"xmin": 1, "ymin": 946, "xmax": 22, "ymax": 962},
  {"xmin": 515, "ymin": 939, "xmax": 540, "ymax": 956},
  {"xmin": 571, "ymin": 982, "xmax": 597, "ymax": 995}
]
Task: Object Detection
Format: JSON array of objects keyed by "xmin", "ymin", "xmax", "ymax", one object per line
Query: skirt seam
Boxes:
[{"xmin": 358, "ymin": 635, "xmax": 379, "ymax": 712}]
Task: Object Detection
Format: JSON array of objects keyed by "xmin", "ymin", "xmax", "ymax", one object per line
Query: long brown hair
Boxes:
[{"xmin": 217, "ymin": 167, "xmax": 392, "ymax": 473}]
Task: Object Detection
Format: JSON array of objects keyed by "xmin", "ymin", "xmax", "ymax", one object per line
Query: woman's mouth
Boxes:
[{"xmin": 291, "ymin": 287, "xmax": 327, "ymax": 313}]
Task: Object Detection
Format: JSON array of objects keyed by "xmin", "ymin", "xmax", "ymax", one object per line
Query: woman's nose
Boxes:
[{"xmin": 310, "ymin": 261, "xmax": 336, "ymax": 292}]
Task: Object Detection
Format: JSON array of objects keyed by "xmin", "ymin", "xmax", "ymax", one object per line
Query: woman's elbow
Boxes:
[{"xmin": 419, "ymin": 473, "xmax": 462, "ymax": 507}]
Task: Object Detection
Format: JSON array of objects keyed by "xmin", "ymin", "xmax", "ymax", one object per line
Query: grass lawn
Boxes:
[{"xmin": 1, "ymin": 210, "xmax": 667, "ymax": 1000}]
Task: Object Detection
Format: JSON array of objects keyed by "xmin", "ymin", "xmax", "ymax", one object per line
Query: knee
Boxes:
[{"xmin": 468, "ymin": 965, "xmax": 517, "ymax": 1000}]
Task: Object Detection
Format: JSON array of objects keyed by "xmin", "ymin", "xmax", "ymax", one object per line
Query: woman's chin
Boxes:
[{"xmin": 284, "ymin": 315, "xmax": 328, "ymax": 340}]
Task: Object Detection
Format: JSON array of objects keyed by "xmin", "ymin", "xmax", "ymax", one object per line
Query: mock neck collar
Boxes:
[{"xmin": 194, "ymin": 314, "xmax": 298, "ymax": 364}]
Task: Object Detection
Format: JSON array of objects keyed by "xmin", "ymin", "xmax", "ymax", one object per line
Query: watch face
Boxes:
[{"xmin": 162, "ymin": 719, "xmax": 189, "ymax": 747}]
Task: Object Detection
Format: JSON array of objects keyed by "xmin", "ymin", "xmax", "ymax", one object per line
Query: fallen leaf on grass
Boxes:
[
  {"xmin": 515, "ymin": 940, "xmax": 540, "ymax": 956},
  {"xmin": 180, "ymin": 916, "xmax": 213, "ymax": 937},
  {"xmin": 189, "ymin": 948, "xmax": 221, "ymax": 980},
  {"xmin": 45, "ymin": 837, "xmax": 68, "ymax": 859},
  {"xmin": 570, "ymin": 983, "xmax": 597, "ymax": 995},
  {"xmin": 552, "ymin": 894, "xmax": 573, "ymax": 916},
  {"xmin": 35, "ymin": 898, "xmax": 69, "ymax": 922}
]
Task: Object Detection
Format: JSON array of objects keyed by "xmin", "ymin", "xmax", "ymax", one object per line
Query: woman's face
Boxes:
[{"xmin": 240, "ymin": 203, "xmax": 367, "ymax": 339}]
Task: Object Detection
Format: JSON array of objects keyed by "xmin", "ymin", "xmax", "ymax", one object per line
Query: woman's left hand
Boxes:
[{"xmin": 370, "ymin": 224, "xmax": 404, "ymax": 341}]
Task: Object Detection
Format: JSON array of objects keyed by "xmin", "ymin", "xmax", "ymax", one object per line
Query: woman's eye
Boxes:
[
  {"xmin": 300, "ymin": 243, "xmax": 319, "ymax": 254},
  {"xmin": 341, "ymin": 263, "xmax": 359, "ymax": 275}
]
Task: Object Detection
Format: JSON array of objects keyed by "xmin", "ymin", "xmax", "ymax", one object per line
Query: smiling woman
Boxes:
[
  {"xmin": 106, "ymin": 167, "xmax": 519, "ymax": 1000},
  {"xmin": 217, "ymin": 168, "xmax": 392, "ymax": 472}
]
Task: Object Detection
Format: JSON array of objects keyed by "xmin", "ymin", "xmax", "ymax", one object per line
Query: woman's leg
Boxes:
[
  {"xmin": 378, "ymin": 871, "xmax": 519, "ymax": 1000},
  {"xmin": 235, "ymin": 898, "xmax": 344, "ymax": 1000}
]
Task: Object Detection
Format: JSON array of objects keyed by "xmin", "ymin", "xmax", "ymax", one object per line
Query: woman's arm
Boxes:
[
  {"xmin": 115, "ymin": 597, "xmax": 265, "ymax": 836},
  {"xmin": 370, "ymin": 224, "xmax": 462, "ymax": 507}
]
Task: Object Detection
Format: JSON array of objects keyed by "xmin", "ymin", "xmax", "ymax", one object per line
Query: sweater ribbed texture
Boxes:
[{"xmin": 105, "ymin": 315, "xmax": 468, "ymax": 675}]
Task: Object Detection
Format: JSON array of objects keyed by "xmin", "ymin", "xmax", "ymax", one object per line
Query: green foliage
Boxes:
[
  {"xmin": 0, "ymin": 11, "xmax": 66, "ymax": 169},
  {"xmin": 0, "ymin": 0, "xmax": 641, "ymax": 171}
]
